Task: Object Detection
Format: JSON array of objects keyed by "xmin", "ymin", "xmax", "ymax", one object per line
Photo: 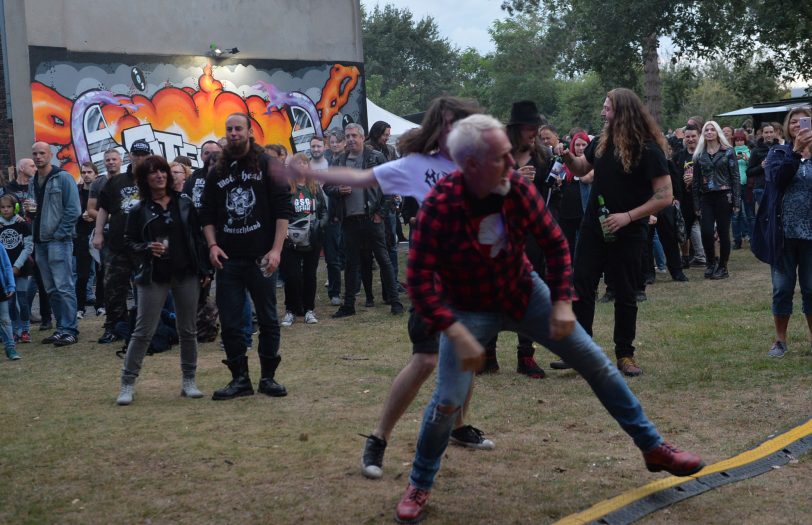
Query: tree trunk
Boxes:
[{"xmin": 641, "ymin": 33, "xmax": 662, "ymax": 125}]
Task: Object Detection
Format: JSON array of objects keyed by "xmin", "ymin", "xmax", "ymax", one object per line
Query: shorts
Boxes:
[{"xmin": 407, "ymin": 307, "xmax": 439, "ymax": 354}]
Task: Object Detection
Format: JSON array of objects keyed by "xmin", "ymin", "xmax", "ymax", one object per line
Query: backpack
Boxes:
[
  {"xmin": 115, "ymin": 306, "xmax": 178, "ymax": 358},
  {"xmin": 196, "ymin": 299, "xmax": 220, "ymax": 343}
]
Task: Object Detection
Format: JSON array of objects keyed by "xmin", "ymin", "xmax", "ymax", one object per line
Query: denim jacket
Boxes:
[
  {"xmin": 33, "ymin": 166, "xmax": 81, "ymax": 242},
  {"xmin": 751, "ymin": 143, "xmax": 801, "ymax": 268}
]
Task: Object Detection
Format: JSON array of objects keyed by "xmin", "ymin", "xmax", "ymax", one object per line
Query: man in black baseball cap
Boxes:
[{"xmin": 93, "ymin": 139, "xmax": 150, "ymax": 344}]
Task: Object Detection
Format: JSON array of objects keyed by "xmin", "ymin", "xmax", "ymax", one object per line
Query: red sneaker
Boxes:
[
  {"xmin": 643, "ymin": 441, "xmax": 705, "ymax": 476},
  {"xmin": 395, "ymin": 484, "xmax": 430, "ymax": 524},
  {"xmin": 20, "ymin": 331, "xmax": 31, "ymax": 344},
  {"xmin": 517, "ymin": 356, "xmax": 545, "ymax": 379}
]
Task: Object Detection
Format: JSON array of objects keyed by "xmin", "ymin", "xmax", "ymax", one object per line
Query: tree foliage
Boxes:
[{"xmin": 361, "ymin": 4, "xmax": 460, "ymax": 115}]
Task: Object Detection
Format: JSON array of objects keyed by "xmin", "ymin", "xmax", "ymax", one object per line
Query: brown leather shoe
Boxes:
[{"xmin": 617, "ymin": 357, "xmax": 642, "ymax": 377}]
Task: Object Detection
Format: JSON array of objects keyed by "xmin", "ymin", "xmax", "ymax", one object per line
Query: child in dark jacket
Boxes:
[{"xmin": 0, "ymin": 195, "xmax": 34, "ymax": 345}]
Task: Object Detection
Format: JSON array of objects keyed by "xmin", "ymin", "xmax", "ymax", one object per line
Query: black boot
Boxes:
[
  {"xmin": 258, "ymin": 355, "xmax": 287, "ymax": 397},
  {"xmin": 212, "ymin": 356, "xmax": 254, "ymax": 400},
  {"xmin": 704, "ymin": 259, "xmax": 717, "ymax": 279},
  {"xmin": 477, "ymin": 341, "xmax": 499, "ymax": 374}
]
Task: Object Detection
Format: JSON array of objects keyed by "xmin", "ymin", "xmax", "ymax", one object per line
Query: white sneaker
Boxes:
[
  {"xmin": 76, "ymin": 309, "xmax": 85, "ymax": 320},
  {"xmin": 96, "ymin": 307, "xmax": 106, "ymax": 317},
  {"xmin": 330, "ymin": 296, "xmax": 341, "ymax": 306},
  {"xmin": 304, "ymin": 310, "xmax": 318, "ymax": 324},
  {"xmin": 280, "ymin": 311, "xmax": 295, "ymax": 327}
]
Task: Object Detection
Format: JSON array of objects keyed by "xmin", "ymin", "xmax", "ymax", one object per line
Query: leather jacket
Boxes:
[{"xmin": 124, "ymin": 192, "xmax": 212, "ymax": 285}]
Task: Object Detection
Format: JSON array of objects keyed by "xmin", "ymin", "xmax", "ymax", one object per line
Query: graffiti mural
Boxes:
[{"xmin": 29, "ymin": 47, "xmax": 365, "ymax": 179}]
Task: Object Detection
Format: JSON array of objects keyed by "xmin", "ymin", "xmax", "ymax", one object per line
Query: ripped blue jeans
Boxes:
[{"xmin": 408, "ymin": 272, "xmax": 663, "ymax": 490}]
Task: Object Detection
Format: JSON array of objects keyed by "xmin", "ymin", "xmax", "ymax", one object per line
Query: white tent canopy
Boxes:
[{"xmin": 366, "ymin": 99, "xmax": 419, "ymax": 142}]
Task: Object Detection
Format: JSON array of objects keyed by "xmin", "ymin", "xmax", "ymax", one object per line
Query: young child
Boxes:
[
  {"xmin": 0, "ymin": 194, "xmax": 32, "ymax": 351},
  {"xmin": 0, "ymin": 234, "xmax": 18, "ymax": 359}
]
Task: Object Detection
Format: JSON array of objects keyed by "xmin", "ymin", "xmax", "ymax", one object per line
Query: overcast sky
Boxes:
[{"xmin": 366, "ymin": 0, "xmax": 507, "ymax": 54}]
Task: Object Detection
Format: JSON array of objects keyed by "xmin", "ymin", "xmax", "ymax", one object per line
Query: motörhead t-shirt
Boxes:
[
  {"xmin": 372, "ymin": 152, "xmax": 456, "ymax": 205},
  {"xmin": 98, "ymin": 167, "xmax": 140, "ymax": 253},
  {"xmin": 199, "ymin": 152, "xmax": 294, "ymax": 260}
]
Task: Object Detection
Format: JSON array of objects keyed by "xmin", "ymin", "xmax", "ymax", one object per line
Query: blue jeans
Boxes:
[
  {"xmin": 732, "ymin": 184, "xmax": 753, "ymax": 243},
  {"xmin": 771, "ymin": 238, "xmax": 812, "ymax": 316},
  {"xmin": 409, "ymin": 272, "xmax": 662, "ymax": 490},
  {"xmin": 35, "ymin": 241, "xmax": 78, "ymax": 336},
  {"xmin": 9, "ymin": 276, "xmax": 31, "ymax": 335},
  {"xmin": 0, "ymin": 300, "xmax": 13, "ymax": 351},
  {"xmin": 215, "ymin": 258, "xmax": 279, "ymax": 361}
]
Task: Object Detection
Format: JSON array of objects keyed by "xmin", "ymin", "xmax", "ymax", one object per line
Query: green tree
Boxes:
[
  {"xmin": 456, "ymin": 48, "xmax": 494, "ymax": 109},
  {"xmin": 500, "ymin": 0, "xmax": 808, "ymax": 124},
  {"xmin": 549, "ymin": 73, "xmax": 605, "ymax": 134},
  {"xmin": 361, "ymin": 4, "xmax": 461, "ymax": 115},
  {"xmin": 487, "ymin": 12, "xmax": 560, "ymax": 120}
]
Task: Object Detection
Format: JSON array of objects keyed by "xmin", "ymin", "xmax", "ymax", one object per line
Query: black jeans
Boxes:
[
  {"xmin": 700, "ymin": 191, "xmax": 733, "ymax": 267},
  {"xmin": 323, "ymin": 220, "xmax": 344, "ymax": 299},
  {"xmin": 573, "ymin": 226, "xmax": 645, "ymax": 359},
  {"xmin": 103, "ymin": 250, "xmax": 135, "ymax": 330},
  {"xmin": 281, "ymin": 242, "xmax": 321, "ymax": 315},
  {"xmin": 74, "ymin": 230, "xmax": 94, "ymax": 312},
  {"xmin": 341, "ymin": 215, "xmax": 399, "ymax": 309}
]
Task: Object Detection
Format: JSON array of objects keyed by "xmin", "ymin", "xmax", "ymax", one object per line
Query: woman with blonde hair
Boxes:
[
  {"xmin": 279, "ymin": 153, "xmax": 327, "ymax": 326},
  {"xmin": 692, "ymin": 120, "xmax": 740, "ymax": 279},
  {"xmin": 753, "ymin": 107, "xmax": 812, "ymax": 357}
]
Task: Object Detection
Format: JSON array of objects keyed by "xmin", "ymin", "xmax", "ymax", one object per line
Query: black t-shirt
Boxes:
[
  {"xmin": 98, "ymin": 168, "xmax": 140, "ymax": 252},
  {"xmin": 147, "ymin": 200, "xmax": 192, "ymax": 283},
  {"xmin": 0, "ymin": 220, "xmax": 32, "ymax": 277},
  {"xmin": 76, "ymin": 184, "xmax": 94, "ymax": 238},
  {"xmin": 183, "ymin": 167, "xmax": 208, "ymax": 210},
  {"xmin": 584, "ymin": 137, "xmax": 668, "ymax": 240},
  {"xmin": 199, "ymin": 152, "xmax": 294, "ymax": 260}
]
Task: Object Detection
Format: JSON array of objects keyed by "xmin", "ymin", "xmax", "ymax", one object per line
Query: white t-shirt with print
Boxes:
[{"xmin": 372, "ymin": 152, "xmax": 456, "ymax": 204}]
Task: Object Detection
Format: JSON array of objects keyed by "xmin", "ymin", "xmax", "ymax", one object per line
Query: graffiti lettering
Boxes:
[{"xmin": 30, "ymin": 49, "xmax": 364, "ymax": 180}]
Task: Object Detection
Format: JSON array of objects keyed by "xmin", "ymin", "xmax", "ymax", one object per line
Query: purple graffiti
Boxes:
[
  {"xmin": 70, "ymin": 90, "xmax": 141, "ymax": 166},
  {"xmin": 253, "ymin": 81, "xmax": 323, "ymax": 137}
]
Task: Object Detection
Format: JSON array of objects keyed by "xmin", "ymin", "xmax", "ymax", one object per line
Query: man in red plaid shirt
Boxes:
[{"xmin": 395, "ymin": 114, "xmax": 704, "ymax": 524}]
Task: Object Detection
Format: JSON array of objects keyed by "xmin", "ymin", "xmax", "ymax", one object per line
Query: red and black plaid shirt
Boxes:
[{"xmin": 407, "ymin": 170, "xmax": 573, "ymax": 333}]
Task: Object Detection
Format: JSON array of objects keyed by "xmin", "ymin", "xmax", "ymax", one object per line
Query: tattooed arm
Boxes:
[{"xmin": 602, "ymin": 175, "xmax": 673, "ymax": 233}]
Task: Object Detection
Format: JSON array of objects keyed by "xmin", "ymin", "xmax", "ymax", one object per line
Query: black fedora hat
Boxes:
[{"xmin": 507, "ymin": 100, "xmax": 543, "ymax": 127}]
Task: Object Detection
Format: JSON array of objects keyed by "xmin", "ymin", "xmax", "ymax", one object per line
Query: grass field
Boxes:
[{"xmin": 1, "ymin": 246, "xmax": 811, "ymax": 524}]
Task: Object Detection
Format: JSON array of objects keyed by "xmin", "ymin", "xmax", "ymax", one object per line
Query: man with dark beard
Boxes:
[
  {"xmin": 199, "ymin": 113, "xmax": 293, "ymax": 400},
  {"xmin": 559, "ymin": 88, "xmax": 673, "ymax": 377}
]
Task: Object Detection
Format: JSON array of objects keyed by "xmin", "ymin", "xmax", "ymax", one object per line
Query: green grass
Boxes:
[{"xmin": 1, "ymin": 247, "xmax": 811, "ymax": 524}]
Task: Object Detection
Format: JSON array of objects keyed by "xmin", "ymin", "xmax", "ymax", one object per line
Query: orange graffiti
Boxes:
[
  {"xmin": 317, "ymin": 64, "xmax": 360, "ymax": 130},
  {"xmin": 32, "ymin": 62, "xmax": 361, "ymax": 179}
]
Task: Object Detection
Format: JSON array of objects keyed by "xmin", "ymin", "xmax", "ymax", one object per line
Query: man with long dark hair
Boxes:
[
  {"xmin": 199, "ymin": 113, "xmax": 293, "ymax": 400},
  {"xmin": 306, "ymin": 97, "xmax": 495, "ymax": 479},
  {"xmin": 559, "ymin": 88, "xmax": 673, "ymax": 377}
]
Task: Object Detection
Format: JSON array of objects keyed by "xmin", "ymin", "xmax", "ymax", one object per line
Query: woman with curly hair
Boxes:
[{"xmin": 558, "ymin": 88, "xmax": 673, "ymax": 377}]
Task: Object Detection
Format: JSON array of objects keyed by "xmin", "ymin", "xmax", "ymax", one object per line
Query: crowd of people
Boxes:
[{"xmin": 4, "ymin": 91, "xmax": 811, "ymax": 523}]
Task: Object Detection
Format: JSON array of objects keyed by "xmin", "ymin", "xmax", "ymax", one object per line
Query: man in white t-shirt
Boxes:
[{"xmin": 307, "ymin": 97, "xmax": 491, "ymax": 479}]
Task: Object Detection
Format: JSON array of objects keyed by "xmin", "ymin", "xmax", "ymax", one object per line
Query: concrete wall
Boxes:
[{"xmin": 3, "ymin": 0, "xmax": 363, "ymax": 162}]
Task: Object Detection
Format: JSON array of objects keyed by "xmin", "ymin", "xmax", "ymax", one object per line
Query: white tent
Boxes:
[{"xmin": 366, "ymin": 99, "xmax": 419, "ymax": 143}]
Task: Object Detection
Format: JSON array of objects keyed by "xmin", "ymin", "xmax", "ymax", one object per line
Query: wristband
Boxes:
[
  {"xmin": 208, "ymin": 243, "xmax": 218, "ymax": 249},
  {"xmin": 627, "ymin": 212, "xmax": 633, "ymax": 222}
]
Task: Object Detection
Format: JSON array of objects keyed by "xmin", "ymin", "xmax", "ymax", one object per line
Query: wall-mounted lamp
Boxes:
[{"xmin": 208, "ymin": 43, "xmax": 239, "ymax": 58}]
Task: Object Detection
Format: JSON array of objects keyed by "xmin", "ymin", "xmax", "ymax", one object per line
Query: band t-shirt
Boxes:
[
  {"xmin": 199, "ymin": 152, "xmax": 293, "ymax": 260},
  {"xmin": 98, "ymin": 168, "xmax": 140, "ymax": 252},
  {"xmin": 0, "ymin": 220, "xmax": 32, "ymax": 276},
  {"xmin": 583, "ymin": 138, "xmax": 668, "ymax": 240},
  {"xmin": 372, "ymin": 152, "xmax": 457, "ymax": 204}
]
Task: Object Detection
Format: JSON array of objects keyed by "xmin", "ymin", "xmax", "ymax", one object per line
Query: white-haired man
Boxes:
[{"xmin": 394, "ymin": 114, "xmax": 704, "ymax": 523}]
